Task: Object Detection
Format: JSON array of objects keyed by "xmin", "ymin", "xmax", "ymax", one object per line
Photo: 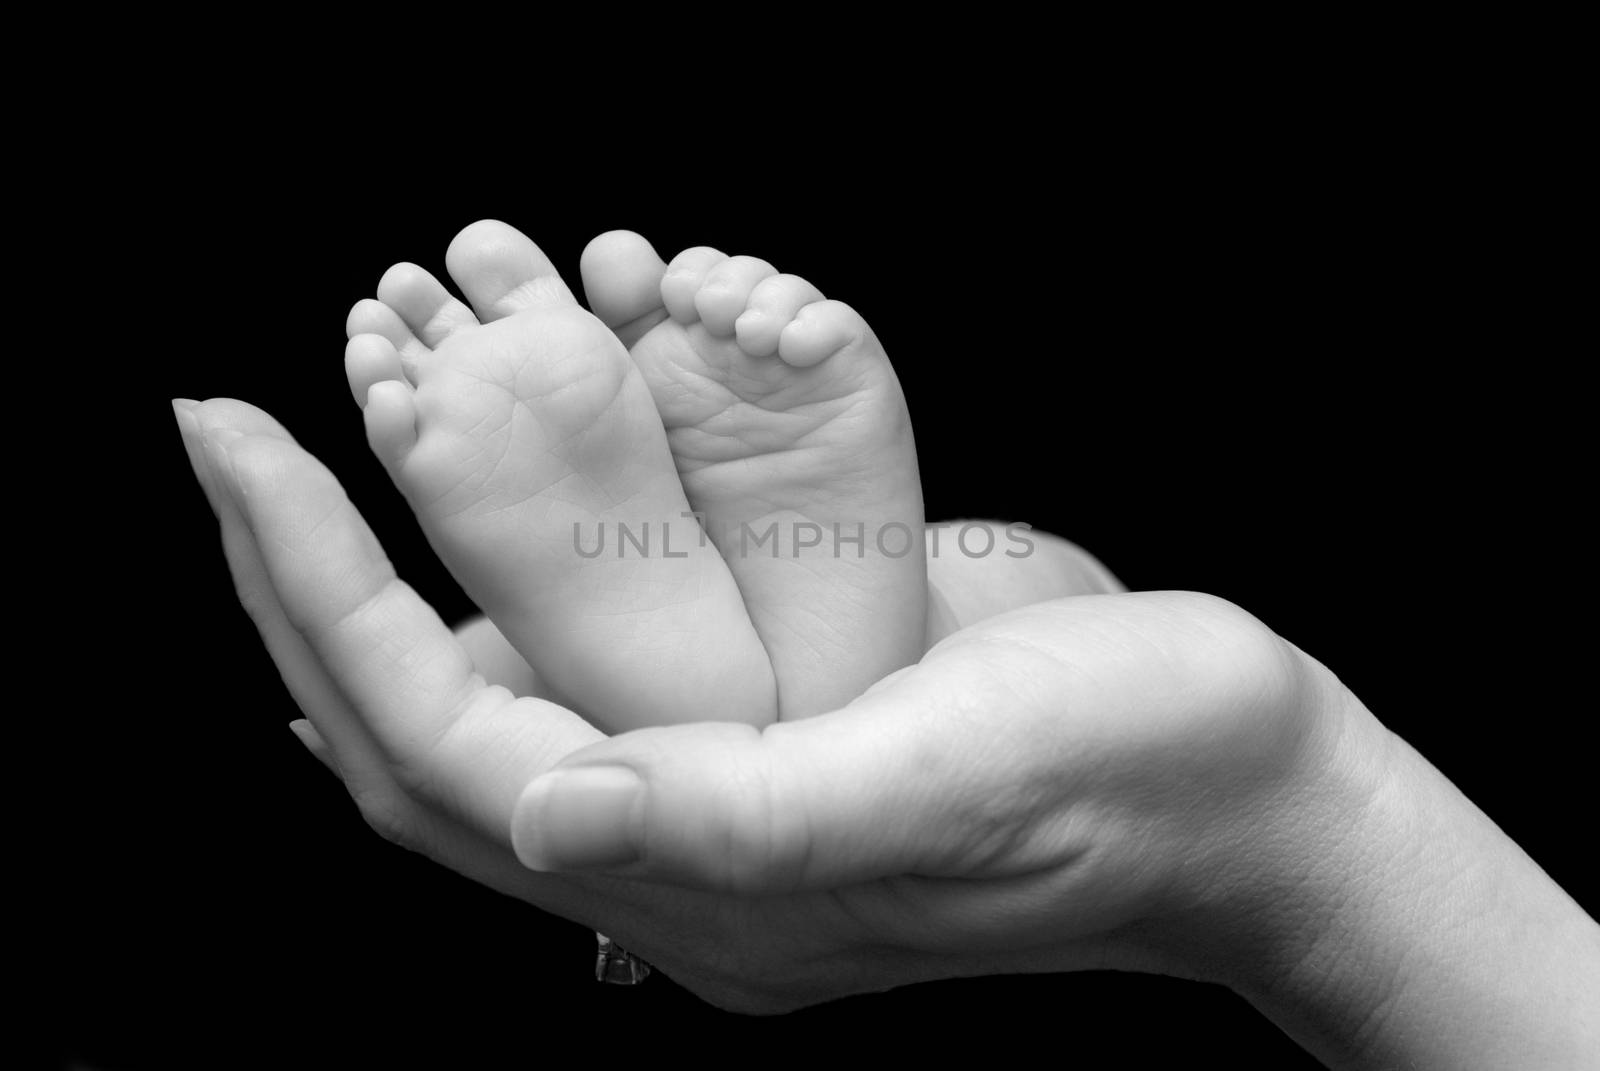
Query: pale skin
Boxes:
[
  {"xmin": 344, "ymin": 221, "xmax": 925, "ymax": 730},
  {"xmin": 177, "ymin": 398, "xmax": 1599, "ymax": 1071}
]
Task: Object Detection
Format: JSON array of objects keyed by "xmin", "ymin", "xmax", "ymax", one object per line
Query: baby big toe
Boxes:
[
  {"xmin": 580, "ymin": 230, "xmax": 670, "ymax": 348},
  {"xmin": 444, "ymin": 219, "xmax": 578, "ymax": 321}
]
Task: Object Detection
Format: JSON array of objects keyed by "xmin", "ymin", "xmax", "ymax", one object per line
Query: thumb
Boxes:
[{"xmin": 509, "ymin": 646, "xmax": 1058, "ymax": 895}]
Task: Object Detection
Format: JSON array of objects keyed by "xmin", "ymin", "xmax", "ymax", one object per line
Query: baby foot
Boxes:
[
  {"xmin": 344, "ymin": 222, "xmax": 773, "ymax": 733},
  {"xmin": 581, "ymin": 233, "xmax": 926, "ymax": 719}
]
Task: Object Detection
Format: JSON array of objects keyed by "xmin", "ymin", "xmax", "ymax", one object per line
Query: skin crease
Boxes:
[{"xmin": 176, "ymin": 400, "xmax": 1599, "ymax": 1070}]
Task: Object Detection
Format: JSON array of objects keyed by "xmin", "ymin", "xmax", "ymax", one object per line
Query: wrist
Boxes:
[
  {"xmin": 1216, "ymin": 666, "xmax": 1408, "ymax": 1067},
  {"xmin": 1184, "ymin": 656, "xmax": 1600, "ymax": 1070},
  {"xmin": 1124, "ymin": 652, "xmax": 1393, "ymax": 1008}
]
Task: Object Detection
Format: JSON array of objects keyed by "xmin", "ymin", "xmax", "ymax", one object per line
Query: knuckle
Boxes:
[
  {"xmin": 1187, "ymin": 593, "xmax": 1308, "ymax": 708},
  {"xmin": 1167, "ymin": 592, "xmax": 1323, "ymax": 764}
]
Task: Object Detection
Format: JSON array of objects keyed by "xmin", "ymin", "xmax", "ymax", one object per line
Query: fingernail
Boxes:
[
  {"xmin": 173, "ymin": 400, "xmax": 221, "ymax": 515},
  {"xmin": 512, "ymin": 766, "xmax": 643, "ymax": 872},
  {"xmin": 172, "ymin": 399, "xmax": 200, "ymax": 448},
  {"xmin": 289, "ymin": 720, "xmax": 339, "ymax": 776},
  {"xmin": 199, "ymin": 426, "xmax": 247, "ymax": 516}
]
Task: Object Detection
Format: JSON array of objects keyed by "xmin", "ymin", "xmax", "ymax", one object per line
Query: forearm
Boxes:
[{"xmin": 1235, "ymin": 681, "xmax": 1600, "ymax": 1069}]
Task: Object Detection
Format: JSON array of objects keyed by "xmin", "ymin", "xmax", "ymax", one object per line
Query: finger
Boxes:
[
  {"xmin": 925, "ymin": 523, "xmax": 1125, "ymax": 642},
  {"xmin": 178, "ymin": 400, "xmax": 613, "ymax": 928},
  {"xmin": 289, "ymin": 719, "xmax": 339, "ymax": 775},
  {"xmin": 287, "ymin": 709, "xmax": 571, "ymax": 909},
  {"xmin": 454, "ymin": 614, "xmax": 549, "ymax": 700},
  {"xmin": 174, "ymin": 398, "xmax": 393, "ymax": 794},
  {"xmin": 510, "ymin": 592, "xmax": 1290, "ymax": 895},
  {"xmin": 193, "ymin": 395, "xmax": 481, "ymax": 742},
  {"xmin": 186, "ymin": 398, "xmax": 605, "ymax": 840},
  {"xmin": 509, "ymin": 610, "xmax": 1099, "ymax": 893}
]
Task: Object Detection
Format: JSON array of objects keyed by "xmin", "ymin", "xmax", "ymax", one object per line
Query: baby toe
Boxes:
[
  {"xmin": 777, "ymin": 300, "xmax": 868, "ymax": 368},
  {"xmin": 362, "ymin": 378, "xmax": 417, "ymax": 471},
  {"xmin": 660, "ymin": 247, "xmax": 726, "ymax": 324},
  {"xmin": 345, "ymin": 334, "xmax": 406, "ymax": 405},
  {"xmin": 735, "ymin": 274, "xmax": 826, "ymax": 358},
  {"xmin": 345, "ymin": 298, "xmax": 430, "ymax": 374},
  {"xmin": 375, "ymin": 261, "xmax": 479, "ymax": 348},
  {"xmin": 694, "ymin": 255, "xmax": 778, "ymax": 337}
]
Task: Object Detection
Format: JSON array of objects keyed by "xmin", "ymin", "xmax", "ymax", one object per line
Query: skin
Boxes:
[
  {"xmin": 345, "ymin": 220, "xmax": 929, "ymax": 728},
  {"xmin": 177, "ymin": 398, "xmax": 1599, "ymax": 1070},
  {"xmin": 449, "ymin": 514, "xmax": 1120, "ymax": 705}
]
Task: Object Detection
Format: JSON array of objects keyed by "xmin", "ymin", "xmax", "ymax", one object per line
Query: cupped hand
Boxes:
[{"xmin": 176, "ymin": 397, "xmax": 1351, "ymax": 1013}]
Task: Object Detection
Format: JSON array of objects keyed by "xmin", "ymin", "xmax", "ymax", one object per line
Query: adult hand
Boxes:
[
  {"xmin": 176, "ymin": 398, "xmax": 1598, "ymax": 1070},
  {"xmin": 176, "ymin": 394, "xmax": 1305, "ymax": 995}
]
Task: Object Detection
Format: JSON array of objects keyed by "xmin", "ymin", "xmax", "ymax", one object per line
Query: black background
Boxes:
[{"xmin": 50, "ymin": 114, "xmax": 1590, "ymax": 1069}]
